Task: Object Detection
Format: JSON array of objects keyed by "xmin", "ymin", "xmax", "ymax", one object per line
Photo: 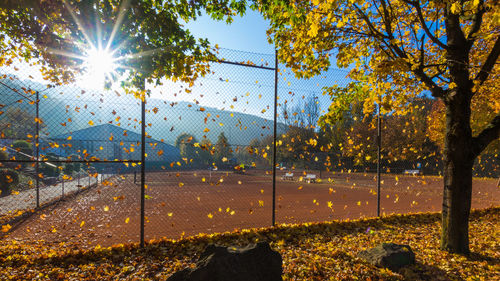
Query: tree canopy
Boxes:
[
  {"xmin": 258, "ymin": 0, "xmax": 499, "ymax": 254},
  {"xmin": 175, "ymin": 133, "xmax": 200, "ymax": 163},
  {"xmin": 259, "ymin": 0, "xmax": 499, "ymax": 117},
  {"xmin": 0, "ymin": 0, "xmax": 247, "ymax": 87},
  {"xmin": 214, "ymin": 132, "xmax": 233, "ymax": 166}
]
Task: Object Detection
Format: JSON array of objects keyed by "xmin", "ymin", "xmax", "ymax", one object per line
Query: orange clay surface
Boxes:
[{"xmin": 6, "ymin": 170, "xmax": 499, "ymax": 248}]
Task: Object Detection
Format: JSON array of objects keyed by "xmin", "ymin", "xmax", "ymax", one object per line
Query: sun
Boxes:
[{"xmin": 82, "ymin": 47, "xmax": 117, "ymax": 89}]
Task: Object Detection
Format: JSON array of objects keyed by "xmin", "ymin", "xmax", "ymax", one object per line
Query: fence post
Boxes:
[
  {"xmin": 377, "ymin": 103, "xmax": 382, "ymax": 217},
  {"xmin": 35, "ymin": 91, "xmax": 40, "ymax": 209},
  {"xmin": 140, "ymin": 90, "xmax": 146, "ymax": 247},
  {"xmin": 272, "ymin": 50, "xmax": 278, "ymax": 227}
]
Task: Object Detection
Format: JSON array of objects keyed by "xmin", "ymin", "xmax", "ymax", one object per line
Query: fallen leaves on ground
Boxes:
[{"xmin": 0, "ymin": 207, "xmax": 498, "ymax": 280}]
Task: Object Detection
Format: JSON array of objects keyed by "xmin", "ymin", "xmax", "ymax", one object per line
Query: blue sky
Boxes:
[
  {"xmin": 185, "ymin": 10, "xmax": 275, "ymax": 55},
  {"xmin": 149, "ymin": 10, "xmax": 351, "ymax": 119},
  {"xmin": 4, "ymin": 9, "xmax": 350, "ymax": 122}
]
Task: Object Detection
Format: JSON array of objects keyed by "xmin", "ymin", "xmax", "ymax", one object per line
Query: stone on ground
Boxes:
[
  {"xmin": 167, "ymin": 241, "xmax": 283, "ymax": 281},
  {"xmin": 358, "ymin": 242, "xmax": 415, "ymax": 270}
]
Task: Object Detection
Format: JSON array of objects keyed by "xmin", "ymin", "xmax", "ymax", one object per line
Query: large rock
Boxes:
[
  {"xmin": 358, "ymin": 243, "xmax": 415, "ymax": 270},
  {"xmin": 167, "ymin": 242, "xmax": 283, "ymax": 281}
]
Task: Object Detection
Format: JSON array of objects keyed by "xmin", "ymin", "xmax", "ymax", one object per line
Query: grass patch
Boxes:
[{"xmin": 0, "ymin": 207, "xmax": 498, "ymax": 280}]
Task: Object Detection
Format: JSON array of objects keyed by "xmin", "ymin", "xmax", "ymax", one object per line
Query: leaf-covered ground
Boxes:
[{"xmin": 0, "ymin": 207, "xmax": 498, "ymax": 280}]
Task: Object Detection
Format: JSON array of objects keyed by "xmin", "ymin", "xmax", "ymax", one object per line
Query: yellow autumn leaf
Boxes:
[
  {"xmin": 450, "ymin": 2, "xmax": 461, "ymax": 14},
  {"xmin": 1, "ymin": 224, "xmax": 11, "ymax": 232}
]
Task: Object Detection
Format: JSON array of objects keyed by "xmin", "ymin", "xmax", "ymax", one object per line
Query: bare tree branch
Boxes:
[
  {"xmin": 474, "ymin": 36, "xmax": 500, "ymax": 87},
  {"xmin": 467, "ymin": 0, "xmax": 485, "ymax": 44},
  {"xmin": 355, "ymin": 1, "xmax": 445, "ymax": 98},
  {"xmin": 353, "ymin": 4, "xmax": 388, "ymax": 40},
  {"xmin": 412, "ymin": 0, "xmax": 448, "ymax": 49},
  {"xmin": 471, "ymin": 113, "xmax": 500, "ymax": 158}
]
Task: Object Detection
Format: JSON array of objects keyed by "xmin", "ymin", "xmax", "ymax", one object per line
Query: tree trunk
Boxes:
[{"xmin": 441, "ymin": 90, "xmax": 474, "ymax": 254}]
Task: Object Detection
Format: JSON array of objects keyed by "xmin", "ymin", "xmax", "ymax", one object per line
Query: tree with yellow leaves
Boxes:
[
  {"xmin": 258, "ymin": 0, "xmax": 500, "ymax": 254},
  {"xmin": 0, "ymin": 0, "xmax": 247, "ymax": 87}
]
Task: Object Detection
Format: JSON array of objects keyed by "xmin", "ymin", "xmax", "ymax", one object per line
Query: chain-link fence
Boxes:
[{"xmin": 1, "ymin": 48, "xmax": 499, "ymax": 247}]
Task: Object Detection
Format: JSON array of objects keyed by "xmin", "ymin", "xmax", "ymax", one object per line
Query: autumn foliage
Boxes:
[{"xmin": 1, "ymin": 207, "xmax": 498, "ymax": 280}]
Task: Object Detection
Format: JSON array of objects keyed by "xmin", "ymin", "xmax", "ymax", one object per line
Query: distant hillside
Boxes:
[{"xmin": 0, "ymin": 74, "xmax": 286, "ymax": 146}]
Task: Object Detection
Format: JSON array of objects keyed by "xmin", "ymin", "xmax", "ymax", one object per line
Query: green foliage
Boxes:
[
  {"xmin": 40, "ymin": 163, "xmax": 59, "ymax": 178},
  {"xmin": 175, "ymin": 133, "xmax": 201, "ymax": 164},
  {"xmin": 0, "ymin": 108, "xmax": 45, "ymax": 140},
  {"xmin": 214, "ymin": 132, "xmax": 233, "ymax": 167},
  {"xmin": 0, "ymin": 169, "xmax": 19, "ymax": 197},
  {"xmin": 63, "ymin": 163, "xmax": 74, "ymax": 175},
  {"xmin": 0, "ymin": 150, "xmax": 7, "ymax": 161},
  {"xmin": 0, "ymin": 0, "xmax": 248, "ymax": 87},
  {"xmin": 11, "ymin": 140, "xmax": 33, "ymax": 164},
  {"xmin": 40, "ymin": 153, "xmax": 60, "ymax": 178},
  {"xmin": 198, "ymin": 138, "xmax": 214, "ymax": 166},
  {"xmin": 65, "ymin": 154, "xmax": 81, "ymax": 174}
]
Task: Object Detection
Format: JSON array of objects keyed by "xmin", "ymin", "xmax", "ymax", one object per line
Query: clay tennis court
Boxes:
[{"xmin": 6, "ymin": 169, "xmax": 499, "ymax": 248}]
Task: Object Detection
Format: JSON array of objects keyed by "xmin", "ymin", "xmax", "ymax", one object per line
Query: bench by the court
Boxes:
[
  {"xmin": 305, "ymin": 174, "xmax": 317, "ymax": 183},
  {"xmin": 281, "ymin": 173, "xmax": 294, "ymax": 181}
]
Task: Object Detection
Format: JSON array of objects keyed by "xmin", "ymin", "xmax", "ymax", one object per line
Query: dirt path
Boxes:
[{"xmin": 0, "ymin": 174, "xmax": 114, "ymax": 219}]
